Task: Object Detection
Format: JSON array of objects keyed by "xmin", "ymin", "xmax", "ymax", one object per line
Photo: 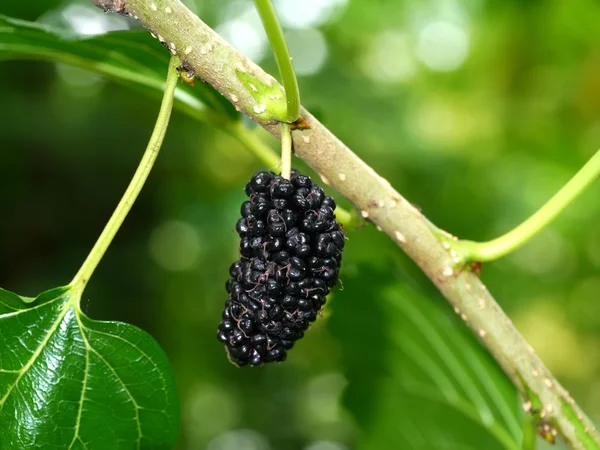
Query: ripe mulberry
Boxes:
[{"xmin": 217, "ymin": 169, "xmax": 344, "ymax": 366}]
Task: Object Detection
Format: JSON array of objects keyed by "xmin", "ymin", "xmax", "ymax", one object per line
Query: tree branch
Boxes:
[{"xmin": 93, "ymin": 0, "xmax": 600, "ymax": 447}]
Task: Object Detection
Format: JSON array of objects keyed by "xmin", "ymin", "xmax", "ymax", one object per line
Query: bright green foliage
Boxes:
[
  {"xmin": 0, "ymin": 14, "xmax": 236, "ymax": 123},
  {"xmin": 331, "ymin": 265, "xmax": 523, "ymax": 450},
  {"xmin": 0, "ymin": 287, "xmax": 180, "ymax": 449}
]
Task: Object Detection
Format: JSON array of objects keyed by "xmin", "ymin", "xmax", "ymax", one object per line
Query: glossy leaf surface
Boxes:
[{"xmin": 0, "ymin": 286, "xmax": 180, "ymax": 449}]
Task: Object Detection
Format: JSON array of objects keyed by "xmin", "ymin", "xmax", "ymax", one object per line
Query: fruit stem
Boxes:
[
  {"xmin": 70, "ymin": 56, "xmax": 180, "ymax": 298},
  {"xmin": 280, "ymin": 122, "xmax": 292, "ymax": 179},
  {"xmin": 446, "ymin": 149, "xmax": 600, "ymax": 263},
  {"xmin": 254, "ymin": 0, "xmax": 300, "ymax": 122},
  {"xmin": 227, "ymin": 122, "xmax": 357, "ymax": 224}
]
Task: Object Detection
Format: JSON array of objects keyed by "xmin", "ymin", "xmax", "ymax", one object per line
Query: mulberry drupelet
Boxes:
[{"xmin": 217, "ymin": 170, "xmax": 344, "ymax": 366}]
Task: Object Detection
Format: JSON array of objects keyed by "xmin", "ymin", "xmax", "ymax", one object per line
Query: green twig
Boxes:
[
  {"xmin": 70, "ymin": 56, "xmax": 180, "ymax": 299},
  {"xmin": 254, "ymin": 0, "xmax": 300, "ymax": 122},
  {"xmin": 447, "ymin": 150, "xmax": 600, "ymax": 264}
]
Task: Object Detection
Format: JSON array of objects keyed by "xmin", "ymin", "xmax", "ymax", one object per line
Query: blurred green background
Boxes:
[{"xmin": 1, "ymin": 0, "xmax": 599, "ymax": 449}]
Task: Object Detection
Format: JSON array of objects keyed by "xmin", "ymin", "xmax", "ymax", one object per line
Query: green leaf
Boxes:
[
  {"xmin": 0, "ymin": 286, "xmax": 180, "ymax": 449},
  {"xmin": 330, "ymin": 265, "xmax": 523, "ymax": 450},
  {"xmin": 0, "ymin": 14, "xmax": 237, "ymax": 123}
]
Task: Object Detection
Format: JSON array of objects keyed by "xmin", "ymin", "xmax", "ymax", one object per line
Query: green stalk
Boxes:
[
  {"xmin": 254, "ymin": 0, "xmax": 300, "ymax": 122},
  {"xmin": 521, "ymin": 413, "xmax": 537, "ymax": 450},
  {"xmin": 280, "ymin": 122, "xmax": 292, "ymax": 179},
  {"xmin": 225, "ymin": 122, "xmax": 355, "ymax": 227},
  {"xmin": 70, "ymin": 56, "xmax": 180, "ymax": 298},
  {"xmin": 450, "ymin": 150, "xmax": 600, "ymax": 263},
  {"xmin": 225, "ymin": 122, "xmax": 280, "ymax": 168}
]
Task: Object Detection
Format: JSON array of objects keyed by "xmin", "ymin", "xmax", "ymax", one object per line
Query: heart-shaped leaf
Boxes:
[
  {"xmin": 0, "ymin": 286, "xmax": 180, "ymax": 449},
  {"xmin": 330, "ymin": 265, "xmax": 523, "ymax": 450},
  {"xmin": 0, "ymin": 14, "xmax": 237, "ymax": 123}
]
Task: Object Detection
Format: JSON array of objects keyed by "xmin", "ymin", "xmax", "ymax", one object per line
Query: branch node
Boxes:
[{"xmin": 93, "ymin": 0, "xmax": 127, "ymax": 14}]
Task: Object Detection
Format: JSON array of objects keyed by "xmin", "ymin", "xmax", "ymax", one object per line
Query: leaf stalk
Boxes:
[
  {"xmin": 254, "ymin": 0, "xmax": 300, "ymax": 123},
  {"xmin": 446, "ymin": 150, "xmax": 600, "ymax": 264},
  {"xmin": 70, "ymin": 56, "xmax": 180, "ymax": 298}
]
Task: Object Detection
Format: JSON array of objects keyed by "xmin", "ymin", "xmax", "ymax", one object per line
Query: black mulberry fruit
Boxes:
[{"xmin": 217, "ymin": 169, "xmax": 345, "ymax": 366}]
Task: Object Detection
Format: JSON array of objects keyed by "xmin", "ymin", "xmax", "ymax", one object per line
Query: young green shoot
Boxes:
[
  {"xmin": 254, "ymin": 0, "xmax": 300, "ymax": 123},
  {"xmin": 69, "ymin": 56, "xmax": 180, "ymax": 302},
  {"xmin": 442, "ymin": 149, "xmax": 600, "ymax": 265}
]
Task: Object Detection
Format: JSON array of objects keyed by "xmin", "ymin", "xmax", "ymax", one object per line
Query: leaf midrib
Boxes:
[
  {"xmin": 69, "ymin": 311, "xmax": 144, "ymax": 449},
  {"xmin": 68, "ymin": 311, "xmax": 90, "ymax": 450}
]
